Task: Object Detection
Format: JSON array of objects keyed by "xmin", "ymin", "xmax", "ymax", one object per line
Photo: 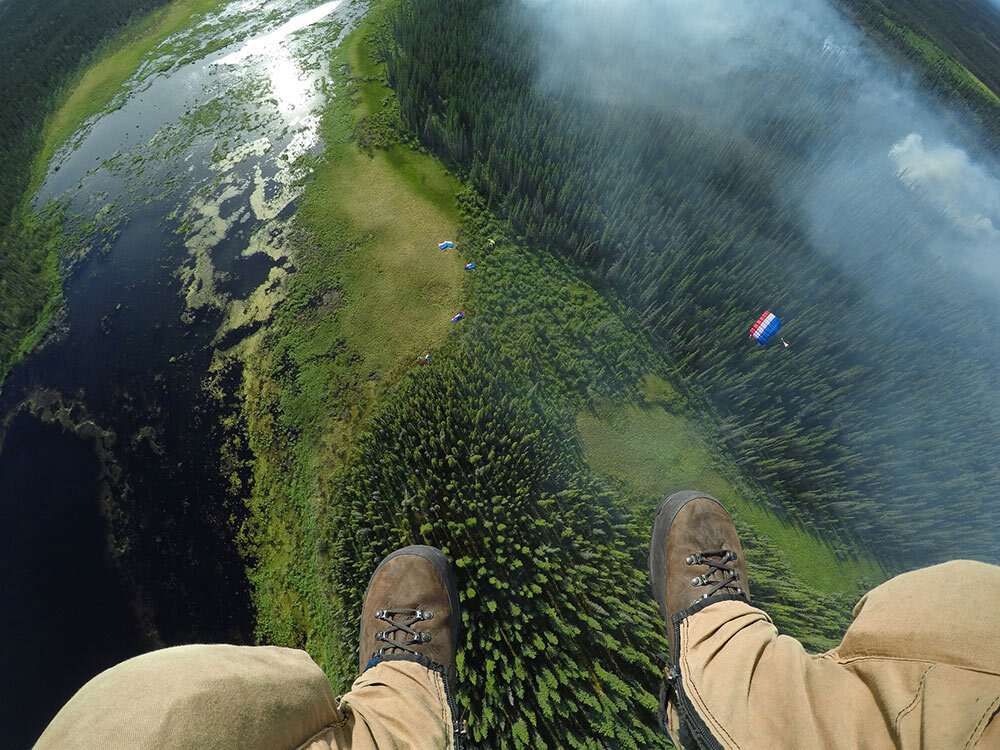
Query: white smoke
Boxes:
[
  {"xmin": 515, "ymin": 0, "xmax": 1000, "ymax": 546},
  {"xmin": 891, "ymin": 133, "xmax": 1000, "ymax": 240},
  {"xmin": 521, "ymin": 0, "xmax": 1000, "ymax": 293}
]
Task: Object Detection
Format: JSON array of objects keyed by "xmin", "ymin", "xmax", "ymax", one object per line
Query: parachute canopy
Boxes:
[
  {"xmin": 451, "ymin": 311, "xmax": 465, "ymax": 322},
  {"xmin": 464, "ymin": 263, "xmax": 476, "ymax": 270},
  {"xmin": 439, "ymin": 241, "xmax": 454, "ymax": 250},
  {"xmin": 750, "ymin": 310, "xmax": 781, "ymax": 345}
]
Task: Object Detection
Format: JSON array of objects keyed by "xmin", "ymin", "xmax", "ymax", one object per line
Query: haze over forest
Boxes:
[
  {"xmin": 388, "ymin": 0, "xmax": 1000, "ymax": 563},
  {"xmin": 565, "ymin": 0, "xmax": 1000, "ymax": 519}
]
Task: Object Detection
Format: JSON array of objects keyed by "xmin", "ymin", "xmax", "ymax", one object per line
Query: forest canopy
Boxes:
[{"xmin": 382, "ymin": 0, "xmax": 1000, "ymax": 567}]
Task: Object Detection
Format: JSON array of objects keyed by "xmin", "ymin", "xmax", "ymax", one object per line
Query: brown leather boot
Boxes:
[
  {"xmin": 359, "ymin": 545, "xmax": 461, "ymax": 693},
  {"xmin": 648, "ymin": 491, "xmax": 749, "ymax": 748}
]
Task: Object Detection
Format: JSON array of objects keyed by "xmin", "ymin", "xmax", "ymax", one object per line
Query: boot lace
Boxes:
[
  {"xmin": 372, "ymin": 608, "xmax": 433, "ymax": 657},
  {"xmin": 685, "ymin": 549, "xmax": 744, "ymax": 600}
]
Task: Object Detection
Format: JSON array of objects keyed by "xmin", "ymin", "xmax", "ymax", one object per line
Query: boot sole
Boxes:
[
  {"xmin": 648, "ymin": 491, "xmax": 725, "ymax": 622},
  {"xmin": 362, "ymin": 544, "xmax": 462, "ymax": 646}
]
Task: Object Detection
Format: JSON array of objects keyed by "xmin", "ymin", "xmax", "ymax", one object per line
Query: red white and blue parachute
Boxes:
[
  {"xmin": 439, "ymin": 241, "xmax": 454, "ymax": 250},
  {"xmin": 464, "ymin": 263, "xmax": 476, "ymax": 270},
  {"xmin": 451, "ymin": 311, "xmax": 465, "ymax": 322},
  {"xmin": 749, "ymin": 311, "xmax": 781, "ymax": 345}
]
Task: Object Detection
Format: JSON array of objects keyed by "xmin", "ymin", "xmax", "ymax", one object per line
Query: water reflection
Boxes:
[{"xmin": 216, "ymin": 0, "xmax": 342, "ymax": 114}]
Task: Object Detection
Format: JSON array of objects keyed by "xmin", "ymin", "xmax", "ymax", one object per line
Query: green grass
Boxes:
[
  {"xmin": 880, "ymin": 15, "xmax": 1000, "ymax": 107},
  {"xmin": 276, "ymin": 9, "xmax": 463, "ymax": 445},
  {"xmin": 577, "ymin": 375, "xmax": 885, "ymax": 595},
  {"xmin": 322, "ymin": 143, "xmax": 462, "ymax": 377}
]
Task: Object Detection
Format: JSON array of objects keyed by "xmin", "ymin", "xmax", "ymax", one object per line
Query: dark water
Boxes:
[
  {"xmin": 0, "ymin": 197, "xmax": 255, "ymax": 749},
  {"xmin": 0, "ymin": 412, "xmax": 148, "ymax": 748},
  {"xmin": 0, "ymin": 0, "xmax": 361, "ymax": 743}
]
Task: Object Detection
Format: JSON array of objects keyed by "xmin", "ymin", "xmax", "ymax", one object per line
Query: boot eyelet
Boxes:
[
  {"xmin": 685, "ymin": 555, "xmax": 697, "ymax": 565},
  {"xmin": 690, "ymin": 576, "xmax": 702, "ymax": 587},
  {"xmin": 420, "ymin": 632, "xmax": 431, "ymax": 643},
  {"xmin": 374, "ymin": 609, "xmax": 385, "ymax": 618}
]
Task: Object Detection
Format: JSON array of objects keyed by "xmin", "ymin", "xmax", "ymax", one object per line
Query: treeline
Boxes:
[
  {"xmin": 837, "ymin": 0, "xmax": 1000, "ymax": 97},
  {"xmin": 835, "ymin": 0, "xmax": 1000, "ymax": 142},
  {"xmin": 0, "ymin": 208, "xmax": 65, "ymax": 377},
  {"xmin": 459, "ymin": 192, "xmax": 860, "ymax": 651},
  {"xmin": 322, "ymin": 296, "xmax": 853, "ymax": 747},
  {"xmin": 0, "ymin": 0, "xmax": 171, "ymax": 227},
  {"xmin": 0, "ymin": 0, "xmax": 173, "ymax": 381},
  {"xmin": 456, "ymin": 193, "xmax": 861, "ymax": 654},
  {"xmin": 258, "ymin": 179, "xmax": 857, "ymax": 744},
  {"xmin": 381, "ymin": 0, "xmax": 1000, "ymax": 566}
]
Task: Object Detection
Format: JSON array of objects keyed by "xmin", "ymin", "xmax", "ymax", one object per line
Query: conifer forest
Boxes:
[{"xmin": 382, "ymin": 0, "xmax": 1000, "ymax": 567}]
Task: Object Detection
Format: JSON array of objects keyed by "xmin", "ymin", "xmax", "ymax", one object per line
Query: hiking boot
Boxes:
[
  {"xmin": 359, "ymin": 545, "xmax": 461, "ymax": 692},
  {"xmin": 648, "ymin": 491, "xmax": 749, "ymax": 662},
  {"xmin": 649, "ymin": 492, "xmax": 749, "ymax": 746}
]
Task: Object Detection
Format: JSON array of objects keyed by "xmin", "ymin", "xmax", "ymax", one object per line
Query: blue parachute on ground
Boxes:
[
  {"xmin": 749, "ymin": 310, "xmax": 781, "ymax": 345},
  {"xmin": 439, "ymin": 241, "xmax": 454, "ymax": 250},
  {"xmin": 451, "ymin": 311, "xmax": 465, "ymax": 322},
  {"xmin": 464, "ymin": 263, "xmax": 476, "ymax": 270}
]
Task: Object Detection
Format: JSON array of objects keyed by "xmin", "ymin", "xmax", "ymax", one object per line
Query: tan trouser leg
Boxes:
[
  {"xmin": 313, "ymin": 659, "xmax": 456, "ymax": 749},
  {"xmin": 35, "ymin": 645, "xmax": 454, "ymax": 750},
  {"xmin": 669, "ymin": 560, "xmax": 1000, "ymax": 749}
]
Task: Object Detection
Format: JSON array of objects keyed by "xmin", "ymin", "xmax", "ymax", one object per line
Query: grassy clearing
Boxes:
[
  {"xmin": 275, "ymin": 11, "xmax": 463, "ymax": 452},
  {"xmin": 878, "ymin": 15, "xmax": 1000, "ymax": 107},
  {"xmin": 29, "ymin": 0, "xmax": 228, "ymax": 192},
  {"xmin": 319, "ymin": 140, "xmax": 462, "ymax": 378},
  {"xmin": 240, "ymin": 8, "xmax": 463, "ymax": 676},
  {"xmin": 577, "ymin": 375, "xmax": 884, "ymax": 595}
]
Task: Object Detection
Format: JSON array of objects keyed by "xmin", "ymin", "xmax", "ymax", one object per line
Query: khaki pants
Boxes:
[
  {"xmin": 36, "ymin": 561, "xmax": 1000, "ymax": 749},
  {"xmin": 665, "ymin": 560, "xmax": 1000, "ymax": 749},
  {"xmin": 35, "ymin": 647, "xmax": 456, "ymax": 749}
]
